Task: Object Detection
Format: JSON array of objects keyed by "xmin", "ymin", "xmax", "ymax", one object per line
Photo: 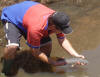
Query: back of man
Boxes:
[
  {"xmin": 1, "ymin": 1, "xmax": 37, "ymax": 31},
  {"xmin": 1, "ymin": 1, "xmax": 55, "ymax": 48},
  {"xmin": 1, "ymin": 1, "xmax": 54, "ymax": 33}
]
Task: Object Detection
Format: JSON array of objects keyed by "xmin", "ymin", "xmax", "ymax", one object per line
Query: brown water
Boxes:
[{"xmin": 0, "ymin": 0, "xmax": 100, "ymax": 77}]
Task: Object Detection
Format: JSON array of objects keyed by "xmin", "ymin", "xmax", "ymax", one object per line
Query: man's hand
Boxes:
[
  {"xmin": 74, "ymin": 54, "xmax": 87, "ymax": 65},
  {"xmin": 75, "ymin": 54, "xmax": 85, "ymax": 59}
]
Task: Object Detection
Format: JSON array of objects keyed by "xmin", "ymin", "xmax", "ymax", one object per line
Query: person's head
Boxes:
[{"xmin": 49, "ymin": 12, "xmax": 73, "ymax": 34}]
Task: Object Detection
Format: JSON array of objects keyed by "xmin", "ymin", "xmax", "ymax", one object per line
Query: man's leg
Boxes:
[
  {"xmin": 2, "ymin": 46, "xmax": 19, "ymax": 75},
  {"xmin": 2, "ymin": 22, "xmax": 22, "ymax": 76}
]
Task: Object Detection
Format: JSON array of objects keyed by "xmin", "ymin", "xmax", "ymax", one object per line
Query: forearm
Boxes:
[
  {"xmin": 59, "ymin": 38, "xmax": 79, "ymax": 57},
  {"xmin": 37, "ymin": 51, "xmax": 54, "ymax": 64},
  {"xmin": 31, "ymin": 48, "xmax": 54, "ymax": 64},
  {"xmin": 30, "ymin": 48, "xmax": 68, "ymax": 66},
  {"xmin": 63, "ymin": 40, "xmax": 79, "ymax": 56}
]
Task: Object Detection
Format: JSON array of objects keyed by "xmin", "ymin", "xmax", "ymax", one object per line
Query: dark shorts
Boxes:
[{"xmin": 4, "ymin": 22, "xmax": 51, "ymax": 47}]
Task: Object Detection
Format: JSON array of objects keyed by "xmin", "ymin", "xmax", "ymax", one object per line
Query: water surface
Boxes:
[{"xmin": 0, "ymin": 0, "xmax": 100, "ymax": 77}]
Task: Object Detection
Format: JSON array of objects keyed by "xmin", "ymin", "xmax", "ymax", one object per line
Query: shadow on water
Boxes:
[{"xmin": 0, "ymin": 0, "xmax": 100, "ymax": 77}]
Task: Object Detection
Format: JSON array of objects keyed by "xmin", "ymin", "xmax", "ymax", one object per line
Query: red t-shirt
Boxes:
[{"xmin": 23, "ymin": 4, "xmax": 65, "ymax": 48}]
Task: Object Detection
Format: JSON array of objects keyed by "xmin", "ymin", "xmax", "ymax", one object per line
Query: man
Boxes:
[{"xmin": 1, "ymin": 0, "xmax": 85, "ymax": 76}]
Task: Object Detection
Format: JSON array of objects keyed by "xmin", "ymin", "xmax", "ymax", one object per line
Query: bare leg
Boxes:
[
  {"xmin": 2, "ymin": 45, "xmax": 18, "ymax": 76},
  {"xmin": 4, "ymin": 46, "xmax": 18, "ymax": 59},
  {"xmin": 2, "ymin": 22, "xmax": 22, "ymax": 76}
]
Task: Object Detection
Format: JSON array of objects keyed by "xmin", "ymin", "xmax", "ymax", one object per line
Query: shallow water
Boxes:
[{"xmin": 0, "ymin": 0, "xmax": 100, "ymax": 77}]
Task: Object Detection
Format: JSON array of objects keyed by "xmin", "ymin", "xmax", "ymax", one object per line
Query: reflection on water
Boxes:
[{"xmin": 0, "ymin": 0, "xmax": 100, "ymax": 77}]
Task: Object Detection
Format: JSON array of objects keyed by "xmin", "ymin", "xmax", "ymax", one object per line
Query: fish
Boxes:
[{"xmin": 65, "ymin": 58, "xmax": 88, "ymax": 65}]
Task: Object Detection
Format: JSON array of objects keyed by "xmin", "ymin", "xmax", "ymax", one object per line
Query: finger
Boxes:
[
  {"xmin": 76, "ymin": 61, "xmax": 81, "ymax": 65},
  {"xmin": 84, "ymin": 62, "xmax": 88, "ymax": 65},
  {"xmin": 79, "ymin": 56, "xmax": 85, "ymax": 59},
  {"xmin": 80, "ymin": 55, "xmax": 85, "ymax": 59},
  {"xmin": 79, "ymin": 63, "xmax": 83, "ymax": 65}
]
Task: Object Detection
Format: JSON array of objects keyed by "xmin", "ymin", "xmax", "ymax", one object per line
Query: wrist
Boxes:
[
  {"xmin": 72, "ymin": 53, "xmax": 79, "ymax": 57},
  {"xmin": 73, "ymin": 54, "xmax": 85, "ymax": 59}
]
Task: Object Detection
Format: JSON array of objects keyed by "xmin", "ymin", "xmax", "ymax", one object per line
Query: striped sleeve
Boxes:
[{"xmin": 56, "ymin": 33, "xmax": 65, "ymax": 39}]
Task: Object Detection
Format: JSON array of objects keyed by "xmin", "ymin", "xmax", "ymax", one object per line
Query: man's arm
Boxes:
[
  {"xmin": 30, "ymin": 48, "xmax": 67, "ymax": 66},
  {"xmin": 57, "ymin": 37, "xmax": 85, "ymax": 58}
]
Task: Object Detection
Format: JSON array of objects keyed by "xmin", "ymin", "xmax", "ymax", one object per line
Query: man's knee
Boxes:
[
  {"xmin": 4, "ymin": 46, "xmax": 19, "ymax": 59},
  {"xmin": 5, "ymin": 45, "xmax": 19, "ymax": 52}
]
